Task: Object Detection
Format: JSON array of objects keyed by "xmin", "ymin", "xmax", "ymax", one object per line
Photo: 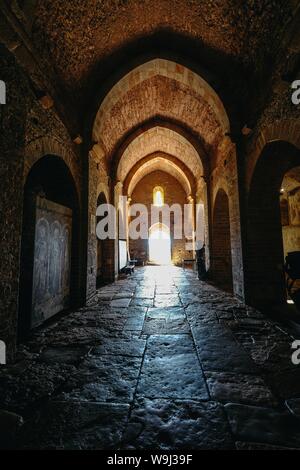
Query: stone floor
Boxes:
[{"xmin": 2, "ymin": 266, "xmax": 300, "ymax": 450}]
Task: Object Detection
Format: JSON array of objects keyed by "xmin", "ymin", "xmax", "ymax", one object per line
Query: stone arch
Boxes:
[
  {"xmin": 18, "ymin": 154, "xmax": 81, "ymax": 339},
  {"xmin": 211, "ymin": 188, "xmax": 233, "ymax": 292},
  {"xmin": 246, "ymin": 119, "xmax": 300, "ymax": 192},
  {"xmin": 92, "ymin": 59, "xmax": 230, "ymax": 161},
  {"xmin": 116, "ymin": 126, "xmax": 203, "ymax": 185},
  {"xmin": 24, "ymin": 137, "xmax": 81, "ymax": 197},
  {"xmin": 93, "ymin": 58, "xmax": 229, "ymax": 136},
  {"xmin": 126, "ymin": 155, "xmax": 192, "ymax": 197},
  {"xmin": 245, "ymin": 140, "xmax": 300, "ymax": 308}
]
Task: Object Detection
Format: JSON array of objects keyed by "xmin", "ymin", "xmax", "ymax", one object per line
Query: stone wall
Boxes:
[
  {"xmin": 210, "ymin": 140, "xmax": 244, "ymax": 300},
  {"xmin": 242, "ymin": 58, "xmax": 300, "ymax": 307},
  {"xmin": 0, "ymin": 46, "xmax": 83, "ymax": 360},
  {"xmin": 0, "ymin": 46, "xmax": 27, "ymax": 361}
]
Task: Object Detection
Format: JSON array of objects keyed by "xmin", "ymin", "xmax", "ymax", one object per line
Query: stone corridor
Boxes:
[{"xmin": 2, "ymin": 266, "xmax": 300, "ymax": 450}]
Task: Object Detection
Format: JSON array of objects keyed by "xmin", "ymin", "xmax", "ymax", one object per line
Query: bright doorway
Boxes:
[{"xmin": 148, "ymin": 223, "xmax": 172, "ymax": 265}]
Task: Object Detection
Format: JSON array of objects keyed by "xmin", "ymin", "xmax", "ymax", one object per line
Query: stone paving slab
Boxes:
[
  {"xmin": 134, "ymin": 288, "xmax": 155, "ymax": 299},
  {"xmin": 0, "ymin": 362, "xmax": 76, "ymax": 414},
  {"xmin": 205, "ymin": 371, "xmax": 278, "ymax": 406},
  {"xmin": 179, "ymin": 294, "xmax": 203, "ymax": 307},
  {"xmin": 154, "ymin": 294, "xmax": 181, "ymax": 308},
  {"xmin": 155, "ymin": 286, "xmax": 178, "ymax": 294},
  {"xmin": 20, "ymin": 401, "xmax": 130, "ymax": 450},
  {"xmin": 110, "ymin": 298, "xmax": 132, "ymax": 308},
  {"xmin": 36, "ymin": 325, "xmax": 121, "ymax": 347},
  {"xmin": 123, "ymin": 398, "xmax": 234, "ymax": 450},
  {"xmin": 113, "ymin": 292, "xmax": 134, "ymax": 299},
  {"xmin": 1, "ymin": 265, "xmax": 300, "ymax": 450},
  {"xmin": 225, "ymin": 403, "xmax": 300, "ymax": 448},
  {"xmin": 130, "ymin": 298, "xmax": 154, "ymax": 307},
  {"xmin": 123, "ymin": 315, "xmax": 146, "ymax": 333},
  {"xmin": 57, "ymin": 354, "xmax": 142, "ymax": 403},
  {"xmin": 143, "ymin": 307, "xmax": 189, "ymax": 334},
  {"xmin": 38, "ymin": 345, "xmax": 90, "ymax": 365},
  {"xmin": 92, "ymin": 335, "xmax": 146, "ymax": 357},
  {"xmin": 143, "ymin": 333, "xmax": 196, "ymax": 357},
  {"xmin": 137, "ymin": 335, "xmax": 208, "ymax": 400},
  {"xmin": 185, "ymin": 304, "xmax": 219, "ymax": 324},
  {"xmin": 191, "ymin": 324, "xmax": 259, "ymax": 374}
]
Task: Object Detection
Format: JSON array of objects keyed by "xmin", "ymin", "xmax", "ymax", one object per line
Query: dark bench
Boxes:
[
  {"xmin": 121, "ymin": 258, "xmax": 137, "ymax": 275},
  {"xmin": 122, "ymin": 264, "xmax": 134, "ymax": 275}
]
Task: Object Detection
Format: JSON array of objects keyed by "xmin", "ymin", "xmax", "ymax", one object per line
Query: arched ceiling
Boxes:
[
  {"xmin": 126, "ymin": 156, "xmax": 192, "ymax": 197},
  {"xmin": 93, "ymin": 59, "xmax": 229, "ymax": 159},
  {"xmin": 31, "ymin": 0, "xmax": 293, "ymax": 95},
  {"xmin": 4, "ymin": 1, "xmax": 298, "ymax": 138},
  {"xmin": 116, "ymin": 126, "xmax": 203, "ymax": 183}
]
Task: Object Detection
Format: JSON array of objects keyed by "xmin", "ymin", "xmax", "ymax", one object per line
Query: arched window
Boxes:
[{"xmin": 153, "ymin": 186, "xmax": 164, "ymax": 206}]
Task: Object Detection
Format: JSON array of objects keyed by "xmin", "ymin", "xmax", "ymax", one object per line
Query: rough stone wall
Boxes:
[
  {"xmin": 0, "ymin": 46, "xmax": 27, "ymax": 361},
  {"xmin": 211, "ymin": 140, "xmax": 244, "ymax": 299},
  {"xmin": 129, "ymin": 170, "xmax": 192, "ymax": 265},
  {"xmin": 0, "ymin": 45, "xmax": 83, "ymax": 360},
  {"xmin": 242, "ymin": 42, "xmax": 300, "ymax": 307}
]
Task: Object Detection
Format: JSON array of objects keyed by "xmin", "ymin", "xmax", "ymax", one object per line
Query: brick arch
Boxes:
[
  {"xmin": 211, "ymin": 188, "xmax": 233, "ymax": 292},
  {"xmin": 18, "ymin": 153, "xmax": 82, "ymax": 339},
  {"xmin": 126, "ymin": 155, "xmax": 192, "ymax": 197},
  {"xmin": 117, "ymin": 126, "xmax": 204, "ymax": 184},
  {"xmin": 24, "ymin": 136, "xmax": 81, "ymax": 197},
  {"xmin": 92, "ymin": 59, "xmax": 230, "ymax": 160},
  {"xmin": 245, "ymin": 140, "xmax": 300, "ymax": 308},
  {"xmin": 246, "ymin": 119, "xmax": 300, "ymax": 192}
]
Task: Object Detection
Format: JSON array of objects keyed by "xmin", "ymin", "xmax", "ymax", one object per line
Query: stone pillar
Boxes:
[
  {"xmin": 186, "ymin": 195, "xmax": 195, "ymax": 254},
  {"xmin": 225, "ymin": 141, "xmax": 245, "ymax": 300},
  {"xmin": 114, "ymin": 181, "xmax": 124, "ymax": 278},
  {"xmin": 86, "ymin": 152, "xmax": 98, "ymax": 299},
  {"xmin": 196, "ymin": 178, "xmax": 210, "ymax": 269}
]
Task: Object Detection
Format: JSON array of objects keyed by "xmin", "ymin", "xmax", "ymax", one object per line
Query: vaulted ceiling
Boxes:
[
  {"xmin": 3, "ymin": 0, "xmax": 299, "ymax": 138},
  {"xmin": 30, "ymin": 1, "xmax": 298, "ymax": 127},
  {"xmin": 116, "ymin": 126, "xmax": 203, "ymax": 183},
  {"xmin": 32, "ymin": 0, "xmax": 293, "ymax": 95}
]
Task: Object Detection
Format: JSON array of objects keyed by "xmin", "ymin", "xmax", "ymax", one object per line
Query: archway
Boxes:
[
  {"xmin": 125, "ymin": 154, "xmax": 193, "ymax": 198},
  {"xmin": 246, "ymin": 141, "xmax": 300, "ymax": 308},
  {"xmin": 18, "ymin": 155, "xmax": 80, "ymax": 339},
  {"xmin": 149, "ymin": 223, "xmax": 172, "ymax": 265},
  {"xmin": 92, "ymin": 58, "xmax": 229, "ymax": 165},
  {"xmin": 211, "ymin": 189, "xmax": 233, "ymax": 292}
]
